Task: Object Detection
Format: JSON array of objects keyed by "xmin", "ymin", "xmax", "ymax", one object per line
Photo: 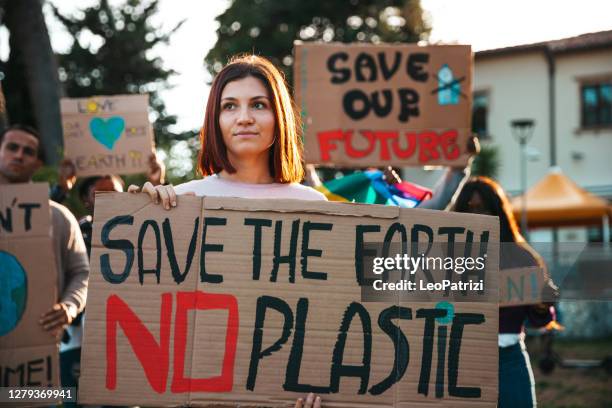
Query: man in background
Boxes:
[
  {"xmin": 49, "ymin": 150, "xmax": 164, "ymax": 406},
  {"xmin": 0, "ymin": 124, "xmax": 89, "ymax": 340}
]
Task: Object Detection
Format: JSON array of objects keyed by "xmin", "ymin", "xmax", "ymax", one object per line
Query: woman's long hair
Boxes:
[
  {"xmin": 451, "ymin": 176, "xmax": 545, "ymax": 270},
  {"xmin": 197, "ymin": 54, "xmax": 303, "ymax": 183}
]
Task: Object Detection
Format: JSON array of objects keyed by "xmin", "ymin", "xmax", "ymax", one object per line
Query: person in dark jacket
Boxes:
[{"xmin": 451, "ymin": 176, "xmax": 558, "ymax": 408}]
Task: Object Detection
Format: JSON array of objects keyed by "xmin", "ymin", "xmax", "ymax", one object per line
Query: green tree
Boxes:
[
  {"xmin": 0, "ymin": 0, "xmax": 63, "ymax": 164},
  {"xmin": 206, "ymin": 0, "xmax": 431, "ymax": 182},
  {"xmin": 50, "ymin": 0, "xmax": 185, "ymax": 152},
  {"xmin": 205, "ymin": 0, "xmax": 431, "ymax": 82},
  {"xmin": 470, "ymin": 144, "xmax": 500, "ymax": 179}
]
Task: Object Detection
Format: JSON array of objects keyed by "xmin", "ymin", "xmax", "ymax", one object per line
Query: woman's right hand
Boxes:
[
  {"xmin": 128, "ymin": 181, "xmax": 179, "ymax": 210},
  {"xmin": 295, "ymin": 393, "xmax": 321, "ymax": 408}
]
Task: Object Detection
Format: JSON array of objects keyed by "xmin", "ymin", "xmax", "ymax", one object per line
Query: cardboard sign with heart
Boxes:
[
  {"xmin": 89, "ymin": 117, "xmax": 126, "ymax": 150},
  {"xmin": 60, "ymin": 94, "xmax": 153, "ymax": 177}
]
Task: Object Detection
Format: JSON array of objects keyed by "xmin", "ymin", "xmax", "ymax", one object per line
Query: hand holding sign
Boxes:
[
  {"xmin": 56, "ymin": 159, "xmax": 77, "ymax": 198},
  {"xmin": 39, "ymin": 302, "xmax": 75, "ymax": 338},
  {"xmin": 146, "ymin": 152, "xmax": 166, "ymax": 185},
  {"xmin": 127, "ymin": 181, "xmax": 191, "ymax": 210},
  {"xmin": 450, "ymin": 135, "xmax": 480, "ymax": 170},
  {"xmin": 295, "ymin": 393, "xmax": 322, "ymax": 408}
]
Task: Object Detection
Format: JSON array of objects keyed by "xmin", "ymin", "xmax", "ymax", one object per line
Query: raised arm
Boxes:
[{"xmin": 417, "ymin": 136, "xmax": 479, "ymax": 210}]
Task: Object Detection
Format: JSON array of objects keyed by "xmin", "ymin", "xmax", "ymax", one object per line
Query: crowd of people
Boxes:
[{"xmin": 0, "ymin": 54, "xmax": 557, "ymax": 408}]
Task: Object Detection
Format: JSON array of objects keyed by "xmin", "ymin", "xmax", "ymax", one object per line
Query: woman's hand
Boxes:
[
  {"xmin": 295, "ymin": 393, "xmax": 321, "ymax": 408},
  {"xmin": 467, "ymin": 135, "xmax": 481, "ymax": 156},
  {"xmin": 128, "ymin": 181, "xmax": 179, "ymax": 210},
  {"xmin": 147, "ymin": 152, "xmax": 166, "ymax": 185},
  {"xmin": 58, "ymin": 159, "xmax": 77, "ymax": 192}
]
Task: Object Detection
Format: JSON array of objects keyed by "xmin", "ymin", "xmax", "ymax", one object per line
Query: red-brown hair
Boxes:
[{"xmin": 197, "ymin": 55, "xmax": 304, "ymax": 183}]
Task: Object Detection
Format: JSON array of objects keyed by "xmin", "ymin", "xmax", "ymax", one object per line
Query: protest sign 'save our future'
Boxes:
[
  {"xmin": 294, "ymin": 43, "xmax": 472, "ymax": 168},
  {"xmin": 79, "ymin": 193, "xmax": 499, "ymax": 407}
]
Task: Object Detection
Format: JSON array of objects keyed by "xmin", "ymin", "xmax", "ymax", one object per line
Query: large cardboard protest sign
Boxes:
[
  {"xmin": 61, "ymin": 94, "xmax": 154, "ymax": 177},
  {"xmin": 80, "ymin": 193, "xmax": 499, "ymax": 407},
  {"xmin": 294, "ymin": 43, "xmax": 472, "ymax": 168},
  {"xmin": 0, "ymin": 183, "xmax": 59, "ymax": 388}
]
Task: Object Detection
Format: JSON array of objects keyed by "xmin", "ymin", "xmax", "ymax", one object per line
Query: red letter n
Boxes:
[{"xmin": 106, "ymin": 293, "xmax": 172, "ymax": 393}]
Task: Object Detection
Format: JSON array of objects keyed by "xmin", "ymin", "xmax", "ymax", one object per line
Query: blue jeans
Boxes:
[{"xmin": 499, "ymin": 340, "xmax": 536, "ymax": 408}]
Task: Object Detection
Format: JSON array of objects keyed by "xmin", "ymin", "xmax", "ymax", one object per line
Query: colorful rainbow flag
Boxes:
[{"xmin": 315, "ymin": 170, "xmax": 432, "ymax": 208}]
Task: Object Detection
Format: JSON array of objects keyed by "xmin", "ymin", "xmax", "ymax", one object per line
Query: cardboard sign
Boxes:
[
  {"xmin": 0, "ymin": 345, "xmax": 59, "ymax": 389},
  {"xmin": 499, "ymin": 267, "xmax": 546, "ymax": 306},
  {"xmin": 61, "ymin": 94, "xmax": 154, "ymax": 177},
  {"xmin": 294, "ymin": 43, "xmax": 473, "ymax": 167},
  {"xmin": 80, "ymin": 193, "xmax": 499, "ymax": 407},
  {"xmin": 0, "ymin": 183, "xmax": 59, "ymax": 388}
]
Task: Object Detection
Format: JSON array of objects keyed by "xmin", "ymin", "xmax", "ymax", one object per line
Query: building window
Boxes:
[
  {"xmin": 581, "ymin": 82, "xmax": 612, "ymax": 128},
  {"xmin": 472, "ymin": 91, "xmax": 490, "ymax": 139}
]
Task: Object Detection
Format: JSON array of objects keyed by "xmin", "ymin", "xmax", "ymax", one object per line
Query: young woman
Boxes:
[
  {"xmin": 130, "ymin": 54, "xmax": 325, "ymax": 406},
  {"xmin": 129, "ymin": 55, "xmax": 325, "ymax": 204},
  {"xmin": 451, "ymin": 176, "xmax": 557, "ymax": 408}
]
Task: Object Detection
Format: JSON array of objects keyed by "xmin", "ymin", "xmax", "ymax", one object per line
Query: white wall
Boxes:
[
  {"xmin": 473, "ymin": 49, "xmax": 612, "ymax": 194},
  {"xmin": 474, "ymin": 52, "xmax": 551, "ymax": 192},
  {"xmin": 555, "ymin": 50, "xmax": 612, "ymax": 188},
  {"xmin": 403, "ymin": 48, "xmax": 612, "ymax": 199}
]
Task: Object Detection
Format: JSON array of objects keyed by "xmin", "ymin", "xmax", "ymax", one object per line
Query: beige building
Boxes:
[
  {"xmin": 464, "ymin": 32, "xmax": 612, "ymax": 338},
  {"xmin": 473, "ymin": 30, "xmax": 612, "ymax": 197},
  {"xmin": 406, "ymin": 31, "xmax": 612, "ymax": 208}
]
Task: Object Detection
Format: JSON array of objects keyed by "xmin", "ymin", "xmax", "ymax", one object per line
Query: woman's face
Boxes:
[
  {"xmin": 466, "ymin": 191, "xmax": 493, "ymax": 215},
  {"xmin": 219, "ymin": 76, "xmax": 276, "ymax": 163}
]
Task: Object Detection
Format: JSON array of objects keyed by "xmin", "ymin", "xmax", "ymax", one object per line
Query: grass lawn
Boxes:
[{"xmin": 525, "ymin": 335, "xmax": 612, "ymax": 408}]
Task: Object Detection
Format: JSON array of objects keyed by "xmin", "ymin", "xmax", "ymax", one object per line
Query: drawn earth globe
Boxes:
[{"xmin": 0, "ymin": 250, "xmax": 27, "ymax": 336}]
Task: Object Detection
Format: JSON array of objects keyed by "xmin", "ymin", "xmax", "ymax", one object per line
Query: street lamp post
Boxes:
[{"xmin": 511, "ymin": 119, "xmax": 535, "ymax": 241}]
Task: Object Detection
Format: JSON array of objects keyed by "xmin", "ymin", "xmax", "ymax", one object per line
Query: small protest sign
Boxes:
[
  {"xmin": 294, "ymin": 43, "xmax": 472, "ymax": 168},
  {"xmin": 79, "ymin": 193, "xmax": 499, "ymax": 407},
  {"xmin": 500, "ymin": 266, "xmax": 546, "ymax": 306},
  {"xmin": 61, "ymin": 94, "xmax": 154, "ymax": 177},
  {"xmin": 0, "ymin": 183, "xmax": 59, "ymax": 388}
]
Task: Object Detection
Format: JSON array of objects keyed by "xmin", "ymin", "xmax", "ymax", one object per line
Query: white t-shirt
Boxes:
[{"xmin": 174, "ymin": 174, "xmax": 327, "ymax": 201}]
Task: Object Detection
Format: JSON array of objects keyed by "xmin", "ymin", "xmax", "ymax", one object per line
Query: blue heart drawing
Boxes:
[{"xmin": 89, "ymin": 117, "xmax": 125, "ymax": 150}]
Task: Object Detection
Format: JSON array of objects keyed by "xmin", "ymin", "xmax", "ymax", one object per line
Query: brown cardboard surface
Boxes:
[
  {"xmin": 0, "ymin": 237, "xmax": 57, "ymax": 349},
  {"xmin": 0, "ymin": 183, "xmax": 59, "ymax": 389},
  {"xmin": 294, "ymin": 42, "xmax": 472, "ymax": 168},
  {"xmin": 60, "ymin": 94, "xmax": 154, "ymax": 177},
  {"xmin": 0, "ymin": 344, "xmax": 59, "ymax": 388},
  {"xmin": 0, "ymin": 183, "xmax": 50, "ymax": 237},
  {"xmin": 0, "ymin": 183, "xmax": 57, "ymax": 349},
  {"xmin": 499, "ymin": 267, "xmax": 546, "ymax": 306},
  {"xmin": 0, "ymin": 344, "xmax": 60, "ymax": 407},
  {"xmin": 80, "ymin": 193, "xmax": 498, "ymax": 407}
]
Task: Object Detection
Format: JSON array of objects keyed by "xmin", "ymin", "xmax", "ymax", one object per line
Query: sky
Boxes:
[{"xmin": 3, "ymin": 0, "xmax": 612, "ymax": 133}]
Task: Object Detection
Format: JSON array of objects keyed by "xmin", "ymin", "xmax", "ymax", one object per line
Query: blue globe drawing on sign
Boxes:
[{"xmin": 0, "ymin": 251, "xmax": 27, "ymax": 336}]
